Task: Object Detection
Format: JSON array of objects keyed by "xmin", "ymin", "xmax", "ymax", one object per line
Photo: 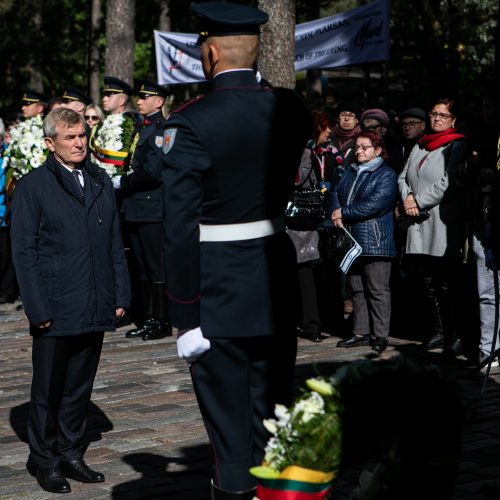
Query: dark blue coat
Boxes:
[
  {"xmin": 11, "ymin": 154, "xmax": 131, "ymax": 336},
  {"xmin": 331, "ymin": 159, "xmax": 397, "ymax": 257}
]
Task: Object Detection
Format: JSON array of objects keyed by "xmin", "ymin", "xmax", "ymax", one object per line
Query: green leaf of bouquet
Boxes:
[{"xmin": 249, "ymin": 466, "xmax": 280, "ymax": 479}]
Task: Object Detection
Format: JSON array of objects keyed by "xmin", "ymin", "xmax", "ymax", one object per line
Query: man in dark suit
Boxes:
[
  {"xmin": 11, "ymin": 108, "xmax": 130, "ymax": 494},
  {"xmin": 113, "ymin": 80, "xmax": 172, "ymax": 341},
  {"xmin": 155, "ymin": 3, "xmax": 312, "ymax": 498}
]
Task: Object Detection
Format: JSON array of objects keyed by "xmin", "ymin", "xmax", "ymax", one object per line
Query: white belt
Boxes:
[{"xmin": 199, "ymin": 218, "xmax": 285, "ymax": 242}]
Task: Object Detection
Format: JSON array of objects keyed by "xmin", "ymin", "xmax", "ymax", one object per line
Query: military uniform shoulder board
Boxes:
[
  {"xmin": 162, "ymin": 129, "xmax": 177, "ymax": 155},
  {"xmin": 172, "ymin": 95, "xmax": 206, "ymax": 114}
]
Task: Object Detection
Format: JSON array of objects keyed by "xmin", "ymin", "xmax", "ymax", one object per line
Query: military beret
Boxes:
[
  {"xmin": 103, "ymin": 76, "xmax": 133, "ymax": 96},
  {"xmin": 61, "ymin": 86, "xmax": 92, "ymax": 106},
  {"xmin": 21, "ymin": 89, "xmax": 47, "ymax": 105},
  {"xmin": 135, "ymin": 79, "xmax": 169, "ymax": 99},
  {"xmin": 399, "ymin": 107, "xmax": 427, "ymax": 122},
  {"xmin": 191, "ymin": 1, "xmax": 269, "ymax": 45}
]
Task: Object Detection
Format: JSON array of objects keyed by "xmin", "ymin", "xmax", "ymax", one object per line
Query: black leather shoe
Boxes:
[
  {"xmin": 337, "ymin": 335, "xmax": 370, "ymax": 348},
  {"xmin": 143, "ymin": 321, "xmax": 173, "ymax": 341},
  {"xmin": 125, "ymin": 318, "xmax": 157, "ymax": 338},
  {"xmin": 36, "ymin": 468, "xmax": 71, "ymax": 493},
  {"xmin": 298, "ymin": 328, "xmax": 322, "ymax": 343},
  {"xmin": 372, "ymin": 337, "xmax": 389, "ymax": 353},
  {"xmin": 442, "ymin": 337, "xmax": 463, "ymax": 360},
  {"xmin": 61, "ymin": 458, "xmax": 105, "ymax": 483},
  {"xmin": 423, "ymin": 334, "xmax": 444, "ymax": 350}
]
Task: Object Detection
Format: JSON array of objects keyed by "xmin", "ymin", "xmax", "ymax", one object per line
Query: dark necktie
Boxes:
[{"xmin": 72, "ymin": 169, "xmax": 84, "ymax": 199}]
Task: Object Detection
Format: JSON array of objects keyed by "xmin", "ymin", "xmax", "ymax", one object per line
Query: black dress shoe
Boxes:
[
  {"xmin": 423, "ymin": 334, "xmax": 444, "ymax": 350},
  {"xmin": 61, "ymin": 458, "xmax": 105, "ymax": 483},
  {"xmin": 125, "ymin": 318, "xmax": 157, "ymax": 338},
  {"xmin": 298, "ymin": 328, "xmax": 322, "ymax": 343},
  {"xmin": 372, "ymin": 337, "xmax": 389, "ymax": 353},
  {"xmin": 143, "ymin": 321, "xmax": 172, "ymax": 341},
  {"xmin": 36, "ymin": 468, "xmax": 71, "ymax": 493},
  {"xmin": 337, "ymin": 335, "xmax": 370, "ymax": 348}
]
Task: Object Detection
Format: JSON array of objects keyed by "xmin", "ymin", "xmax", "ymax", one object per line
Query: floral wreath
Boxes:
[{"xmin": 89, "ymin": 113, "xmax": 135, "ymax": 178}]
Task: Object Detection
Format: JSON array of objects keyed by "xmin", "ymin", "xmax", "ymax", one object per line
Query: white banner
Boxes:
[{"xmin": 154, "ymin": 0, "xmax": 390, "ymax": 85}]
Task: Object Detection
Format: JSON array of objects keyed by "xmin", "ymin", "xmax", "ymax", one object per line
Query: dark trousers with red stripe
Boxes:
[{"xmin": 189, "ymin": 333, "xmax": 297, "ymax": 491}]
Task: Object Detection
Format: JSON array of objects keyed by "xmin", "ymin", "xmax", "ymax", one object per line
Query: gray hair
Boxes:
[{"xmin": 43, "ymin": 108, "xmax": 85, "ymax": 139}]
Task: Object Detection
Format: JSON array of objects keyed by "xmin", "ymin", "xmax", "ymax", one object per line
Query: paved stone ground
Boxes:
[{"xmin": 2, "ymin": 300, "xmax": 500, "ymax": 499}]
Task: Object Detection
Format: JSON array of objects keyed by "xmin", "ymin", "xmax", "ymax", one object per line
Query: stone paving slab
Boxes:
[{"xmin": 1, "ymin": 302, "xmax": 500, "ymax": 499}]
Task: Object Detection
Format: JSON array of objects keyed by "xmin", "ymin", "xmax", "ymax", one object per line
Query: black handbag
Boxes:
[
  {"xmin": 325, "ymin": 226, "xmax": 362, "ymax": 273},
  {"xmin": 285, "ymin": 165, "xmax": 328, "ymax": 230}
]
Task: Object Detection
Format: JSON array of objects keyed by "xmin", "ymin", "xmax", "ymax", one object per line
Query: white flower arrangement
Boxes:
[
  {"xmin": 89, "ymin": 113, "xmax": 135, "ymax": 178},
  {"xmin": 2, "ymin": 115, "xmax": 47, "ymax": 180}
]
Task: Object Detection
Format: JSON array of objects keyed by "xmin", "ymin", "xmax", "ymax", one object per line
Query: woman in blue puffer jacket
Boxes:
[{"xmin": 330, "ymin": 130, "xmax": 397, "ymax": 353}]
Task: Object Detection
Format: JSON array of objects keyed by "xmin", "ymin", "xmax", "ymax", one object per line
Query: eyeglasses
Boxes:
[
  {"xmin": 402, "ymin": 120, "xmax": 424, "ymax": 128},
  {"xmin": 363, "ymin": 124, "xmax": 382, "ymax": 131},
  {"xmin": 84, "ymin": 115, "xmax": 99, "ymax": 121},
  {"xmin": 429, "ymin": 111, "xmax": 453, "ymax": 120},
  {"xmin": 339, "ymin": 112, "xmax": 356, "ymax": 119},
  {"xmin": 354, "ymin": 144, "xmax": 374, "ymax": 151}
]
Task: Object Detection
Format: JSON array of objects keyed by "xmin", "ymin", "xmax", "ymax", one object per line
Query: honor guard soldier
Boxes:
[
  {"xmin": 113, "ymin": 80, "xmax": 172, "ymax": 341},
  {"xmin": 102, "ymin": 76, "xmax": 134, "ymax": 116},
  {"xmin": 21, "ymin": 89, "xmax": 47, "ymax": 118},
  {"xmin": 154, "ymin": 2, "xmax": 313, "ymax": 498},
  {"xmin": 60, "ymin": 86, "xmax": 92, "ymax": 116}
]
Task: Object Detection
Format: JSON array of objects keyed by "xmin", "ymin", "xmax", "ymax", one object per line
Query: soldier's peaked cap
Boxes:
[
  {"xmin": 61, "ymin": 86, "xmax": 92, "ymax": 105},
  {"xmin": 21, "ymin": 89, "xmax": 47, "ymax": 104},
  {"xmin": 135, "ymin": 79, "xmax": 169, "ymax": 99},
  {"xmin": 191, "ymin": 2, "xmax": 269, "ymax": 45},
  {"xmin": 103, "ymin": 76, "xmax": 133, "ymax": 96}
]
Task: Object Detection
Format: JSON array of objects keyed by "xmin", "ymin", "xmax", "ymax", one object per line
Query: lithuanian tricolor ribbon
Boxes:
[
  {"xmin": 91, "ymin": 145, "xmax": 129, "ymax": 166},
  {"xmin": 254, "ymin": 466, "xmax": 335, "ymax": 500}
]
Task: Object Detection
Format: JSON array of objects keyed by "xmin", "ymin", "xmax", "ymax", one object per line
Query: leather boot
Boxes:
[
  {"xmin": 211, "ymin": 480, "xmax": 256, "ymax": 500},
  {"xmin": 143, "ymin": 283, "xmax": 173, "ymax": 341},
  {"xmin": 126, "ymin": 279, "xmax": 155, "ymax": 338}
]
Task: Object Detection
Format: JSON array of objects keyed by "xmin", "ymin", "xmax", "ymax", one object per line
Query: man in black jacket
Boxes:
[
  {"xmin": 11, "ymin": 108, "xmax": 130, "ymax": 494},
  {"xmin": 156, "ymin": 3, "xmax": 312, "ymax": 498}
]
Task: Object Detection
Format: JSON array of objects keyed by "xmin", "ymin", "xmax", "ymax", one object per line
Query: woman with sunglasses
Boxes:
[
  {"xmin": 84, "ymin": 104, "xmax": 105, "ymax": 129},
  {"xmin": 331, "ymin": 131, "xmax": 397, "ymax": 353},
  {"xmin": 398, "ymin": 98, "xmax": 466, "ymax": 356}
]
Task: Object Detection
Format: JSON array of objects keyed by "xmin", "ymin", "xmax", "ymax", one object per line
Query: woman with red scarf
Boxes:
[{"xmin": 398, "ymin": 98, "xmax": 466, "ymax": 355}]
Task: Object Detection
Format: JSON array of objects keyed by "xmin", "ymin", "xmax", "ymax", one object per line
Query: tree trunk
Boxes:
[
  {"xmin": 158, "ymin": 0, "xmax": 171, "ymax": 32},
  {"xmin": 105, "ymin": 0, "xmax": 135, "ymax": 84},
  {"xmin": 89, "ymin": 0, "xmax": 102, "ymax": 104},
  {"xmin": 29, "ymin": 0, "xmax": 43, "ymax": 92},
  {"xmin": 258, "ymin": 0, "xmax": 296, "ymax": 89}
]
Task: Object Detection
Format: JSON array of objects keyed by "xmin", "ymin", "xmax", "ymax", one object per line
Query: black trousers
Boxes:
[
  {"xmin": 189, "ymin": 334, "xmax": 296, "ymax": 491},
  {"xmin": 127, "ymin": 222, "xmax": 164, "ymax": 282},
  {"xmin": 28, "ymin": 332, "xmax": 104, "ymax": 469}
]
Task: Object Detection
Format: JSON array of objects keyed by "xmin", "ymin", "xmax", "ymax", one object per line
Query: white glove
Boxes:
[
  {"xmin": 112, "ymin": 176, "xmax": 122, "ymax": 189},
  {"xmin": 176, "ymin": 327, "xmax": 210, "ymax": 362}
]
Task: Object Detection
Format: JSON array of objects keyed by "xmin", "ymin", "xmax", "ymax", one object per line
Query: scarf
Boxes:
[
  {"xmin": 332, "ymin": 123, "xmax": 361, "ymax": 151},
  {"xmin": 418, "ymin": 128, "xmax": 465, "ymax": 152}
]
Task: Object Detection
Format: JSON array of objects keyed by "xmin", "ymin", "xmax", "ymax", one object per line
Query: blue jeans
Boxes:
[{"xmin": 472, "ymin": 234, "xmax": 500, "ymax": 359}]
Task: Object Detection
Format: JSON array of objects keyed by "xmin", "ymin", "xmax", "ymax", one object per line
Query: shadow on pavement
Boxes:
[{"xmin": 112, "ymin": 445, "xmax": 212, "ymax": 499}]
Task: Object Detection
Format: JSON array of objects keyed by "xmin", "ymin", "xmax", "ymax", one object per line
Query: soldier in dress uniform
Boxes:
[
  {"xmin": 113, "ymin": 80, "xmax": 172, "ymax": 341},
  {"xmin": 21, "ymin": 89, "xmax": 47, "ymax": 118},
  {"xmin": 101, "ymin": 76, "xmax": 134, "ymax": 116},
  {"xmin": 60, "ymin": 86, "xmax": 92, "ymax": 116},
  {"xmin": 153, "ymin": 3, "xmax": 313, "ymax": 498}
]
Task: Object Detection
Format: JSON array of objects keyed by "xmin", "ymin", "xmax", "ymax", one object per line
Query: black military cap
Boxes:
[
  {"xmin": 61, "ymin": 86, "xmax": 92, "ymax": 105},
  {"xmin": 135, "ymin": 79, "xmax": 169, "ymax": 99},
  {"xmin": 21, "ymin": 89, "xmax": 47, "ymax": 104},
  {"xmin": 103, "ymin": 76, "xmax": 133, "ymax": 96},
  {"xmin": 191, "ymin": 2, "xmax": 269, "ymax": 45}
]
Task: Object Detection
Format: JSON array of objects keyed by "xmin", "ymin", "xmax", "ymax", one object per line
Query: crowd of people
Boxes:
[
  {"xmin": 1, "ymin": 1, "xmax": 500, "ymax": 497},
  {"xmin": 294, "ymin": 92, "xmax": 500, "ymax": 370}
]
